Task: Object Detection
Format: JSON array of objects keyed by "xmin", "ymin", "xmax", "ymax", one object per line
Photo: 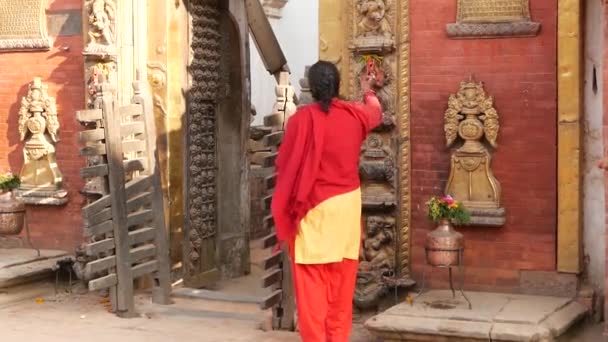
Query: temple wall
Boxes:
[
  {"xmin": 583, "ymin": 0, "xmax": 606, "ymax": 296},
  {"xmin": 0, "ymin": 0, "xmax": 85, "ymax": 251},
  {"xmin": 410, "ymin": 0, "xmax": 558, "ymax": 291}
]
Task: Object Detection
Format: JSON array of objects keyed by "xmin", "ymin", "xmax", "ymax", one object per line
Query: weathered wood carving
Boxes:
[
  {"xmin": 15, "ymin": 78, "xmax": 67, "ymax": 205},
  {"xmin": 446, "ymin": 0, "xmax": 541, "ymax": 38},
  {"xmin": 0, "ymin": 0, "xmax": 50, "ymax": 51},
  {"xmin": 444, "ymin": 79, "xmax": 506, "ymax": 226},
  {"xmin": 183, "ymin": 0, "xmax": 221, "ymax": 288}
]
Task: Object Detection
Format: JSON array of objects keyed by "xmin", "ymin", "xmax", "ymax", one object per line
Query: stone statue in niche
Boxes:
[
  {"xmin": 353, "ymin": 0, "xmax": 394, "ymax": 53},
  {"xmin": 355, "ymin": 216, "xmax": 395, "ymax": 309},
  {"xmin": 444, "ymin": 78, "xmax": 505, "ymax": 226},
  {"xmin": 14, "ymin": 78, "xmax": 67, "ymax": 205},
  {"xmin": 359, "ymin": 216, "xmax": 396, "ymax": 272},
  {"xmin": 84, "ymin": 0, "xmax": 117, "ymax": 55}
]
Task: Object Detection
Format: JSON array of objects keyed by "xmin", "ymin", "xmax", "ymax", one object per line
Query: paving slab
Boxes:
[
  {"xmin": 0, "ymin": 248, "xmax": 69, "ymax": 288},
  {"xmin": 365, "ymin": 290, "xmax": 588, "ymax": 342}
]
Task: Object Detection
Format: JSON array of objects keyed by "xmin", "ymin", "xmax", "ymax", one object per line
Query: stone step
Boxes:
[
  {"xmin": 365, "ymin": 290, "xmax": 588, "ymax": 341},
  {"xmin": 0, "ymin": 249, "xmax": 69, "ymax": 289}
]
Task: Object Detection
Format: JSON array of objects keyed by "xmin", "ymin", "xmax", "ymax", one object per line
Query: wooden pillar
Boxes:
[{"xmin": 557, "ymin": 0, "xmax": 583, "ymax": 273}]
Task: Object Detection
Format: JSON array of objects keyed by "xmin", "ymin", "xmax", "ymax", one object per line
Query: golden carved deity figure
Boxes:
[
  {"xmin": 17, "ymin": 78, "xmax": 64, "ymax": 194},
  {"xmin": 84, "ymin": 0, "xmax": 116, "ymax": 53},
  {"xmin": 357, "ymin": 0, "xmax": 392, "ymax": 37},
  {"xmin": 444, "ymin": 79, "xmax": 504, "ymax": 222}
]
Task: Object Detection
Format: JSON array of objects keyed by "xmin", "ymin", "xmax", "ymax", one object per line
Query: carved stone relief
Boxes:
[
  {"xmin": 84, "ymin": 0, "xmax": 117, "ymax": 56},
  {"xmin": 353, "ymin": 0, "xmax": 394, "ymax": 53},
  {"xmin": 446, "ymin": 0, "xmax": 541, "ymax": 38},
  {"xmin": 0, "ymin": 0, "xmax": 51, "ymax": 51},
  {"xmin": 444, "ymin": 79, "xmax": 506, "ymax": 226},
  {"xmin": 338, "ymin": 0, "xmax": 413, "ymax": 309},
  {"xmin": 14, "ymin": 78, "xmax": 67, "ymax": 205},
  {"xmin": 86, "ymin": 62, "xmax": 117, "ymax": 108}
]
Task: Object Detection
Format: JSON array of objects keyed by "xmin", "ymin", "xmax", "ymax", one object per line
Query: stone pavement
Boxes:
[
  {"xmin": 365, "ymin": 290, "xmax": 588, "ymax": 341},
  {"xmin": 0, "ymin": 248, "xmax": 68, "ymax": 288}
]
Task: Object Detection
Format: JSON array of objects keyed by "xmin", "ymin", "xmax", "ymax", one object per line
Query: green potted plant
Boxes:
[
  {"xmin": 0, "ymin": 171, "xmax": 25, "ymax": 236},
  {"xmin": 425, "ymin": 195, "xmax": 470, "ymax": 266}
]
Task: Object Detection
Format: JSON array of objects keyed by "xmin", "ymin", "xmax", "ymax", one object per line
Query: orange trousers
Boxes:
[{"xmin": 291, "ymin": 257, "xmax": 359, "ymax": 342}]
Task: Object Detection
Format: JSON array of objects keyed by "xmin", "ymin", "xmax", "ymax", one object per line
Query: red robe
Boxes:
[{"xmin": 271, "ymin": 93, "xmax": 382, "ymax": 243}]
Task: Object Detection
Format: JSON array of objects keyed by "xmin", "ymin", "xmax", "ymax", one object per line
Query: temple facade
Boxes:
[{"xmin": 0, "ymin": 0, "xmax": 608, "ymax": 335}]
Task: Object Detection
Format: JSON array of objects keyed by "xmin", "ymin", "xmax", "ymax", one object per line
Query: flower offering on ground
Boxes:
[{"xmin": 426, "ymin": 195, "xmax": 470, "ymax": 225}]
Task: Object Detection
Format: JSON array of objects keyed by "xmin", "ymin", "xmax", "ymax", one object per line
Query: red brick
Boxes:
[
  {"xmin": 0, "ymin": 1, "xmax": 84, "ymax": 252},
  {"xmin": 410, "ymin": 0, "xmax": 557, "ymax": 291}
]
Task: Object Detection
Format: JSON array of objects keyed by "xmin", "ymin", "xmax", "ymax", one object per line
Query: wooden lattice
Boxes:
[{"xmin": 76, "ymin": 74, "xmax": 171, "ymax": 317}]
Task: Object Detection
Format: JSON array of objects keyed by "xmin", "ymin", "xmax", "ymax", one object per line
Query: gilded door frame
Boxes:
[
  {"xmin": 557, "ymin": 0, "xmax": 582, "ymax": 274},
  {"xmin": 319, "ymin": 0, "xmax": 412, "ymax": 275}
]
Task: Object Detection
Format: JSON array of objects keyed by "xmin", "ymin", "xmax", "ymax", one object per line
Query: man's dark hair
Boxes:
[{"xmin": 308, "ymin": 60, "xmax": 340, "ymax": 113}]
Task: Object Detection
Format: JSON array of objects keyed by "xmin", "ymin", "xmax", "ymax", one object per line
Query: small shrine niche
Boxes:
[
  {"xmin": 444, "ymin": 78, "xmax": 505, "ymax": 226},
  {"xmin": 446, "ymin": 0, "xmax": 541, "ymax": 39},
  {"xmin": 14, "ymin": 77, "xmax": 67, "ymax": 205}
]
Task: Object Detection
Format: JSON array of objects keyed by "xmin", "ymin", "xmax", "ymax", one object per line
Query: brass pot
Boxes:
[
  {"xmin": 425, "ymin": 219, "xmax": 463, "ymax": 267},
  {"xmin": 0, "ymin": 191, "xmax": 25, "ymax": 236}
]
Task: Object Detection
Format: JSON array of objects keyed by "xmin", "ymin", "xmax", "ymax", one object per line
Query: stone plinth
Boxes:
[
  {"xmin": 14, "ymin": 189, "xmax": 68, "ymax": 206},
  {"xmin": 366, "ymin": 290, "xmax": 587, "ymax": 341}
]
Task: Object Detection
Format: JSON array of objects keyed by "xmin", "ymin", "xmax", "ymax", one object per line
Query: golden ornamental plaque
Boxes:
[
  {"xmin": 447, "ymin": 0, "xmax": 540, "ymax": 38},
  {"xmin": 0, "ymin": 0, "xmax": 51, "ymax": 51}
]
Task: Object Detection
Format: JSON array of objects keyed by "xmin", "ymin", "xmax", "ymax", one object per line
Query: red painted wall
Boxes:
[
  {"xmin": 410, "ymin": 0, "xmax": 557, "ymax": 291},
  {"xmin": 0, "ymin": 0, "xmax": 85, "ymax": 251}
]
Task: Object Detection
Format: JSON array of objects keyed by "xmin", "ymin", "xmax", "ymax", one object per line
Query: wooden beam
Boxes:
[
  {"xmin": 76, "ymin": 109, "xmax": 103, "ymax": 123},
  {"xmin": 80, "ymin": 164, "xmax": 109, "ymax": 178},
  {"xmin": 82, "ymin": 195, "xmax": 111, "ymax": 218}
]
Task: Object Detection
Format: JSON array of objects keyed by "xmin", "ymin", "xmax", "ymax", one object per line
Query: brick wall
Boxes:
[
  {"xmin": 410, "ymin": 0, "xmax": 557, "ymax": 291},
  {"xmin": 0, "ymin": 0, "xmax": 85, "ymax": 251}
]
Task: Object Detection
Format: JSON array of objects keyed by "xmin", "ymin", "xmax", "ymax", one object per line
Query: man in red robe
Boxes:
[{"xmin": 272, "ymin": 61, "xmax": 382, "ymax": 341}]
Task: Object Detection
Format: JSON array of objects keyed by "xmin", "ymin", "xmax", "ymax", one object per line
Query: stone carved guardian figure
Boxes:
[
  {"xmin": 84, "ymin": 0, "xmax": 116, "ymax": 54},
  {"xmin": 16, "ymin": 78, "xmax": 67, "ymax": 205},
  {"xmin": 357, "ymin": 0, "xmax": 392, "ymax": 37},
  {"xmin": 354, "ymin": 0, "xmax": 394, "ymax": 52},
  {"xmin": 444, "ymin": 78, "xmax": 505, "ymax": 226}
]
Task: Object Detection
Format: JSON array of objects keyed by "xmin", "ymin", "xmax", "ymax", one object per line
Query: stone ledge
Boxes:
[
  {"xmin": 14, "ymin": 189, "xmax": 68, "ymax": 206},
  {"xmin": 446, "ymin": 21, "xmax": 541, "ymax": 39},
  {"xmin": 365, "ymin": 290, "xmax": 587, "ymax": 341}
]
